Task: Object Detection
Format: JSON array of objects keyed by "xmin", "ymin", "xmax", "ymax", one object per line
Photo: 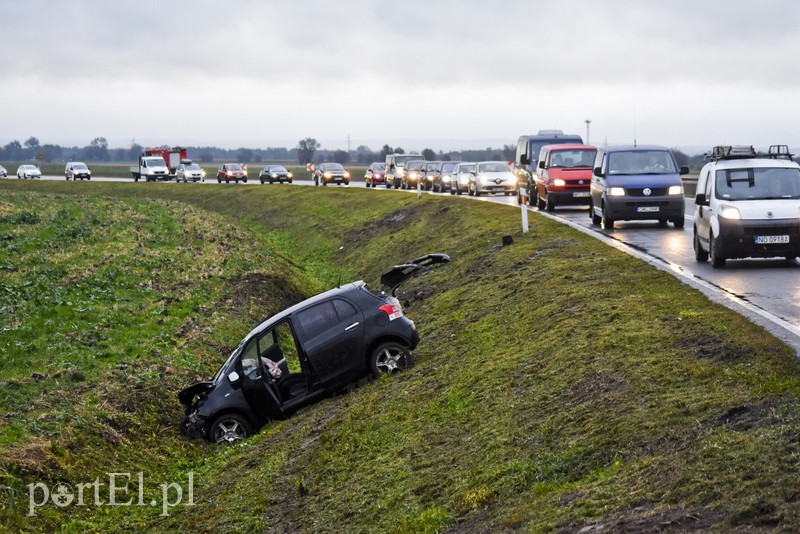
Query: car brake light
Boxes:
[{"xmin": 379, "ymin": 303, "xmax": 403, "ymax": 321}]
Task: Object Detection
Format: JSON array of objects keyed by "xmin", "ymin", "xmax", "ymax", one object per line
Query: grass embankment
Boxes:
[{"xmin": 1, "ymin": 181, "xmax": 799, "ymax": 532}]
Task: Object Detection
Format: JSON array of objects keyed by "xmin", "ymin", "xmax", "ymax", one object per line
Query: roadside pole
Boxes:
[
  {"xmin": 417, "ymin": 178, "xmax": 421, "ymax": 199},
  {"xmin": 520, "ymin": 188, "xmax": 529, "ymax": 233}
]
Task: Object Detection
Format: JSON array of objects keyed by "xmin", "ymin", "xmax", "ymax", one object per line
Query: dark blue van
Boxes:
[{"xmin": 589, "ymin": 145, "xmax": 689, "ymax": 229}]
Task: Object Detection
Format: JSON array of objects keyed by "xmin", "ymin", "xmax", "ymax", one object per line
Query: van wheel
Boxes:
[
  {"xmin": 710, "ymin": 234, "xmax": 725, "ymax": 268},
  {"xmin": 545, "ymin": 194, "xmax": 555, "ymax": 212},
  {"xmin": 601, "ymin": 204, "xmax": 614, "ymax": 230},
  {"xmin": 369, "ymin": 342, "xmax": 413, "ymax": 377},
  {"xmin": 536, "ymin": 193, "xmax": 545, "ymax": 210},
  {"xmin": 694, "ymin": 230, "xmax": 708, "ymax": 262},
  {"xmin": 209, "ymin": 413, "xmax": 252, "ymax": 444},
  {"xmin": 673, "ymin": 216, "xmax": 685, "ymax": 229}
]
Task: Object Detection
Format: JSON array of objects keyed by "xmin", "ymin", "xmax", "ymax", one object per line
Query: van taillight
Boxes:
[{"xmin": 379, "ymin": 303, "xmax": 403, "ymax": 321}]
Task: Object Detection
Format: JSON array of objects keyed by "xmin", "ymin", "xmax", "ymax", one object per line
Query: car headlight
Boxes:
[
  {"xmin": 398, "ymin": 169, "xmax": 405, "ymax": 176},
  {"xmin": 608, "ymin": 187, "xmax": 625, "ymax": 196},
  {"xmin": 271, "ymin": 173, "xmax": 278, "ymax": 178},
  {"xmin": 324, "ymin": 172, "xmax": 332, "ymax": 178},
  {"xmin": 442, "ymin": 175, "xmax": 451, "ymax": 183},
  {"xmin": 344, "ymin": 171, "xmax": 350, "ymax": 178},
  {"xmin": 668, "ymin": 185, "xmax": 683, "ymax": 195},
  {"xmin": 202, "ymin": 170, "xmax": 206, "ymax": 177},
  {"xmin": 87, "ymin": 170, "xmax": 91, "ymax": 175},
  {"xmin": 287, "ymin": 172, "xmax": 293, "ymax": 178},
  {"xmin": 552, "ymin": 179, "xmax": 566, "ymax": 187},
  {"xmin": 719, "ymin": 206, "xmax": 741, "ymax": 220}
]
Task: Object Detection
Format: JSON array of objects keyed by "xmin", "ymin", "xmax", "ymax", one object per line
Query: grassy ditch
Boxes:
[{"xmin": 1, "ymin": 181, "xmax": 800, "ymax": 532}]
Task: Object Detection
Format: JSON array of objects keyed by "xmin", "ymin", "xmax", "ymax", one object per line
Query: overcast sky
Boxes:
[{"xmin": 3, "ymin": 0, "xmax": 800, "ymax": 153}]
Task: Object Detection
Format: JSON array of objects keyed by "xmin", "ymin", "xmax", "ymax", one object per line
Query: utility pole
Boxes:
[{"xmin": 585, "ymin": 119, "xmax": 591, "ymax": 145}]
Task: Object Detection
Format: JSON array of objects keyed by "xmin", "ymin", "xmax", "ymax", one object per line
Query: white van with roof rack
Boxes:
[{"xmin": 693, "ymin": 144, "xmax": 800, "ymax": 267}]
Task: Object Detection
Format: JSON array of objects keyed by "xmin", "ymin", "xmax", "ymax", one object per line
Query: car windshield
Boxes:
[
  {"xmin": 23, "ymin": 165, "xmax": 36, "ymax": 170},
  {"xmin": 270, "ymin": 166, "xmax": 287, "ymax": 172},
  {"xmin": 715, "ymin": 167, "xmax": 800, "ymax": 200},
  {"xmin": 549, "ymin": 149, "xmax": 596, "ymax": 168},
  {"xmin": 373, "ymin": 163, "xmax": 385, "ymax": 170},
  {"xmin": 393, "ymin": 155, "xmax": 421, "ymax": 167},
  {"xmin": 227, "ymin": 164, "xmax": 242, "ymax": 171},
  {"xmin": 73, "ymin": 164, "xmax": 88, "ymax": 170},
  {"xmin": 442, "ymin": 163, "xmax": 458, "ymax": 172},
  {"xmin": 478, "ymin": 162, "xmax": 510, "ymax": 173},
  {"xmin": 607, "ymin": 151, "xmax": 677, "ymax": 175},
  {"xmin": 187, "ymin": 164, "xmax": 202, "ymax": 170},
  {"xmin": 325, "ymin": 164, "xmax": 344, "ymax": 171},
  {"xmin": 459, "ymin": 165, "xmax": 476, "ymax": 173}
]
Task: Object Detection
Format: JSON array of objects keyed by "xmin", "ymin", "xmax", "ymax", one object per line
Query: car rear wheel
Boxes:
[
  {"xmin": 369, "ymin": 342, "xmax": 413, "ymax": 377},
  {"xmin": 209, "ymin": 413, "xmax": 252, "ymax": 444},
  {"xmin": 673, "ymin": 216, "xmax": 685, "ymax": 229}
]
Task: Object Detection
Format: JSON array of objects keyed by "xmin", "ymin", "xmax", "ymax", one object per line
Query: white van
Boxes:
[{"xmin": 693, "ymin": 145, "xmax": 800, "ymax": 267}]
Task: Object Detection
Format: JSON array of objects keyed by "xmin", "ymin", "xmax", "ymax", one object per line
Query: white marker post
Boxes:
[
  {"xmin": 520, "ymin": 187, "xmax": 529, "ymax": 233},
  {"xmin": 417, "ymin": 177, "xmax": 421, "ymax": 199}
]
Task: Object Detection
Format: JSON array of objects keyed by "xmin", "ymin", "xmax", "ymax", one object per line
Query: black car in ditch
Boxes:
[{"xmin": 179, "ymin": 255, "xmax": 449, "ymax": 444}]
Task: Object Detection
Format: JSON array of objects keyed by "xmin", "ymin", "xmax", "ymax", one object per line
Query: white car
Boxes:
[
  {"xmin": 0, "ymin": 165, "xmax": 7, "ymax": 177},
  {"xmin": 449, "ymin": 163, "xmax": 476, "ymax": 196},
  {"xmin": 176, "ymin": 161, "xmax": 205, "ymax": 182},
  {"xmin": 694, "ymin": 145, "xmax": 800, "ymax": 267},
  {"xmin": 17, "ymin": 165, "xmax": 41, "ymax": 179},
  {"xmin": 468, "ymin": 161, "xmax": 517, "ymax": 196},
  {"xmin": 65, "ymin": 161, "xmax": 91, "ymax": 180}
]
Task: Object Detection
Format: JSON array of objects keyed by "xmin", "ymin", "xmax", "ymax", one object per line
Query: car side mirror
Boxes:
[
  {"xmin": 520, "ymin": 155, "xmax": 530, "ymax": 165},
  {"xmin": 538, "ymin": 161, "xmax": 545, "ymax": 169},
  {"xmin": 680, "ymin": 166, "xmax": 690, "ymax": 175},
  {"xmin": 227, "ymin": 371, "xmax": 241, "ymax": 384},
  {"xmin": 695, "ymin": 193, "xmax": 708, "ymax": 206},
  {"xmin": 593, "ymin": 167, "xmax": 603, "ymax": 177}
]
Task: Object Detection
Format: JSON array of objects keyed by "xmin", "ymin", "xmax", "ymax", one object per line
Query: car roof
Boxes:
[
  {"xmin": 243, "ymin": 281, "xmax": 366, "ymax": 341},
  {"xmin": 708, "ymin": 158, "xmax": 800, "ymax": 170}
]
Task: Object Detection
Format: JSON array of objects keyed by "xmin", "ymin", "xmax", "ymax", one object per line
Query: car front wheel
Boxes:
[
  {"xmin": 710, "ymin": 234, "xmax": 725, "ymax": 268},
  {"xmin": 209, "ymin": 413, "xmax": 252, "ymax": 444},
  {"xmin": 369, "ymin": 342, "xmax": 413, "ymax": 377},
  {"xmin": 694, "ymin": 229, "xmax": 708, "ymax": 262}
]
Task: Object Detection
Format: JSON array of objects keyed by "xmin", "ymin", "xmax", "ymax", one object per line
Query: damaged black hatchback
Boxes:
[{"xmin": 179, "ymin": 280, "xmax": 420, "ymax": 443}]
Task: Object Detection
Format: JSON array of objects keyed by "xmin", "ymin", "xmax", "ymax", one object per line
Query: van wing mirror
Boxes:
[
  {"xmin": 695, "ymin": 193, "xmax": 708, "ymax": 206},
  {"xmin": 538, "ymin": 161, "xmax": 545, "ymax": 169},
  {"xmin": 520, "ymin": 155, "xmax": 530, "ymax": 165},
  {"xmin": 593, "ymin": 167, "xmax": 603, "ymax": 177},
  {"xmin": 680, "ymin": 166, "xmax": 690, "ymax": 175}
]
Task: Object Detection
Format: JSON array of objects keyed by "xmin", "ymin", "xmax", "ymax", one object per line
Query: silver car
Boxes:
[
  {"xmin": 17, "ymin": 165, "xmax": 41, "ymax": 179},
  {"xmin": 65, "ymin": 161, "xmax": 91, "ymax": 180},
  {"xmin": 449, "ymin": 163, "xmax": 476, "ymax": 196},
  {"xmin": 0, "ymin": 165, "xmax": 7, "ymax": 178},
  {"xmin": 469, "ymin": 161, "xmax": 516, "ymax": 196},
  {"xmin": 176, "ymin": 161, "xmax": 205, "ymax": 182}
]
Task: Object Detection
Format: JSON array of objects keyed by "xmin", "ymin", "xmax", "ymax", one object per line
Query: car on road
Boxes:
[
  {"xmin": 178, "ymin": 253, "xmax": 449, "ymax": 443},
  {"xmin": 0, "ymin": 165, "xmax": 7, "ymax": 178},
  {"xmin": 530, "ymin": 144, "xmax": 596, "ymax": 210},
  {"xmin": 16, "ymin": 165, "xmax": 41, "ymax": 179},
  {"xmin": 259, "ymin": 165, "xmax": 293, "ymax": 184},
  {"xmin": 431, "ymin": 161, "xmax": 460, "ymax": 193},
  {"xmin": 589, "ymin": 145, "xmax": 688, "ymax": 230},
  {"xmin": 365, "ymin": 162, "xmax": 386, "ymax": 187},
  {"xmin": 176, "ymin": 161, "xmax": 206, "ymax": 182},
  {"xmin": 385, "ymin": 153, "xmax": 424, "ymax": 189},
  {"xmin": 216, "ymin": 163, "xmax": 248, "ymax": 183},
  {"xmin": 468, "ymin": 161, "xmax": 517, "ymax": 197},
  {"xmin": 693, "ymin": 145, "xmax": 800, "ymax": 268},
  {"xmin": 64, "ymin": 161, "xmax": 92, "ymax": 180},
  {"xmin": 314, "ymin": 162, "xmax": 350, "ymax": 186},
  {"xmin": 401, "ymin": 160, "xmax": 427, "ymax": 189},
  {"xmin": 420, "ymin": 162, "xmax": 440, "ymax": 191},
  {"xmin": 449, "ymin": 162, "xmax": 476, "ymax": 195}
]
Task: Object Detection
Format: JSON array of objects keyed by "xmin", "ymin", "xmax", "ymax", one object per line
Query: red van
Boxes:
[{"xmin": 529, "ymin": 144, "xmax": 597, "ymax": 211}]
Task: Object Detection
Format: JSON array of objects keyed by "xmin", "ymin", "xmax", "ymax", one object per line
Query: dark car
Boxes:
[
  {"xmin": 401, "ymin": 160, "xmax": 427, "ymax": 189},
  {"xmin": 178, "ymin": 254, "xmax": 448, "ymax": 444},
  {"xmin": 431, "ymin": 161, "xmax": 461, "ymax": 193},
  {"xmin": 314, "ymin": 162, "xmax": 350, "ymax": 186},
  {"xmin": 217, "ymin": 163, "xmax": 248, "ymax": 183},
  {"xmin": 260, "ymin": 165, "xmax": 293, "ymax": 184},
  {"xmin": 365, "ymin": 162, "xmax": 386, "ymax": 188}
]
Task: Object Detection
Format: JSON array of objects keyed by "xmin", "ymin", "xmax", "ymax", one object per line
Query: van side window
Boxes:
[{"xmin": 703, "ymin": 169, "xmax": 712, "ymax": 198}]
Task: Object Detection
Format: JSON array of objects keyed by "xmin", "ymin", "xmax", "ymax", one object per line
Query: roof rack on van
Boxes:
[{"xmin": 706, "ymin": 145, "xmax": 794, "ymax": 161}]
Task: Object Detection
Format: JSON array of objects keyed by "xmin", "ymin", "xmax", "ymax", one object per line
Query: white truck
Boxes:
[{"xmin": 130, "ymin": 156, "xmax": 170, "ymax": 182}]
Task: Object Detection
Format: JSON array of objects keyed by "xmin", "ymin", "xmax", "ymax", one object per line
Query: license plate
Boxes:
[
  {"xmin": 572, "ymin": 192, "xmax": 590, "ymax": 198},
  {"xmin": 636, "ymin": 206, "xmax": 660, "ymax": 213},
  {"xmin": 755, "ymin": 235, "xmax": 789, "ymax": 244}
]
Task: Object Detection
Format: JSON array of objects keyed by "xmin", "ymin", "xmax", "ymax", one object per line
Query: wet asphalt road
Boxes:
[{"xmin": 26, "ymin": 174, "xmax": 800, "ymax": 353}]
